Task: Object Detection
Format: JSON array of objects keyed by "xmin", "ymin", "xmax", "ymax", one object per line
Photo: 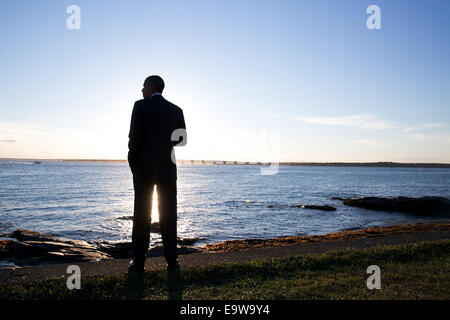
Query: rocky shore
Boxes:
[
  {"xmin": 0, "ymin": 226, "xmax": 202, "ymax": 268},
  {"xmin": 2, "ymin": 222, "xmax": 449, "ymax": 268},
  {"xmin": 204, "ymin": 222, "xmax": 450, "ymax": 252},
  {"xmin": 2, "ymin": 195, "xmax": 449, "ymax": 268}
]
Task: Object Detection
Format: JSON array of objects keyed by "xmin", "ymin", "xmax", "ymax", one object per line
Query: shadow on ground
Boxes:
[{"xmin": 124, "ymin": 269, "xmax": 183, "ymax": 300}]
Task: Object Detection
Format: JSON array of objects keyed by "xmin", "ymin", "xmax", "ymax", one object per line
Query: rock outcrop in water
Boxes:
[
  {"xmin": 0, "ymin": 229, "xmax": 203, "ymax": 267},
  {"xmin": 342, "ymin": 196, "xmax": 450, "ymax": 216},
  {"xmin": 1, "ymin": 230, "xmax": 111, "ymax": 265},
  {"xmin": 266, "ymin": 204, "xmax": 336, "ymax": 211},
  {"xmin": 296, "ymin": 204, "xmax": 336, "ymax": 211}
]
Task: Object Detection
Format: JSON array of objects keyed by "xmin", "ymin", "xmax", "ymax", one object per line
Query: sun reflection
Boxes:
[{"xmin": 151, "ymin": 185, "xmax": 159, "ymax": 222}]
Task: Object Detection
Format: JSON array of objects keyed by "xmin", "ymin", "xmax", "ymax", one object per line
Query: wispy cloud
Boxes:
[
  {"xmin": 407, "ymin": 133, "xmax": 450, "ymax": 143},
  {"xmin": 294, "ymin": 114, "xmax": 449, "ymax": 139},
  {"xmin": 402, "ymin": 122, "xmax": 446, "ymax": 132},
  {"xmin": 423, "ymin": 122, "xmax": 446, "ymax": 128},
  {"xmin": 295, "ymin": 114, "xmax": 396, "ymax": 130},
  {"xmin": 349, "ymin": 139, "xmax": 397, "ymax": 147}
]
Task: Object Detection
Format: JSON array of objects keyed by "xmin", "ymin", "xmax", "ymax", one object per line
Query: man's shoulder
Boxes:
[
  {"xmin": 134, "ymin": 98, "xmax": 155, "ymax": 111},
  {"xmin": 134, "ymin": 97, "xmax": 183, "ymax": 114},
  {"xmin": 133, "ymin": 99, "xmax": 145, "ymax": 108},
  {"xmin": 172, "ymin": 104, "xmax": 184, "ymax": 114},
  {"xmin": 162, "ymin": 98, "xmax": 183, "ymax": 113}
]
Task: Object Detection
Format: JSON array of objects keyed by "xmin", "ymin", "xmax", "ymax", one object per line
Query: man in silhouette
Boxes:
[{"xmin": 127, "ymin": 75, "xmax": 186, "ymax": 274}]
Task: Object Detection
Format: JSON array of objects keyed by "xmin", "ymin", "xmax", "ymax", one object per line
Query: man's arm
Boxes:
[
  {"xmin": 128, "ymin": 101, "xmax": 144, "ymax": 169},
  {"xmin": 173, "ymin": 109, "xmax": 187, "ymax": 147}
]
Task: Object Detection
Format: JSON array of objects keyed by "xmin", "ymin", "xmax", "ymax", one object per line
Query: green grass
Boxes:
[{"xmin": 1, "ymin": 240, "xmax": 449, "ymax": 300}]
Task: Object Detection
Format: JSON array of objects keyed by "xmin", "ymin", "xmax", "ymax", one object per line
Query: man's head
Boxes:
[{"xmin": 142, "ymin": 75, "xmax": 165, "ymax": 99}]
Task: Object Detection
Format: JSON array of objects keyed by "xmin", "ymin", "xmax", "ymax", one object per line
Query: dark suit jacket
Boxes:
[{"xmin": 128, "ymin": 94, "xmax": 186, "ymax": 182}]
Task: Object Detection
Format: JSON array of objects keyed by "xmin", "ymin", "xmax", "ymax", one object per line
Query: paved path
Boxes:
[{"xmin": 1, "ymin": 230, "xmax": 448, "ymax": 285}]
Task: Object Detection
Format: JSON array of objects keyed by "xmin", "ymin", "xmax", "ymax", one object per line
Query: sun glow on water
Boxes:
[{"xmin": 152, "ymin": 185, "xmax": 159, "ymax": 222}]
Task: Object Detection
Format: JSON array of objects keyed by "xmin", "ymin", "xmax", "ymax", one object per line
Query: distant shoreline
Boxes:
[{"xmin": 2, "ymin": 158, "xmax": 450, "ymax": 168}]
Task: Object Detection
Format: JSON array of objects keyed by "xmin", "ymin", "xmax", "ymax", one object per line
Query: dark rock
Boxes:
[
  {"xmin": 177, "ymin": 237, "xmax": 199, "ymax": 246},
  {"xmin": 95, "ymin": 241, "xmax": 134, "ymax": 259},
  {"xmin": 42, "ymin": 251, "xmax": 66, "ymax": 261},
  {"xmin": 2, "ymin": 228, "xmax": 202, "ymax": 266},
  {"xmin": 146, "ymin": 245, "xmax": 164, "ymax": 257},
  {"xmin": 63, "ymin": 239, "xmax": 96, "ymax": 249},
  {"xmin": 56, "ymin": 247, "xmax": 110, "ymax": 262},
  {"xmin": 23, "ymin": 240, "xmax": 74, "ymax": 250},
  {"xmin": 9, "ymin": 229, "xmax": 59, "ymax": 242},
  {"xmin": 14, "ymin": 241, "xmax": 49, "ymax": 258},
  {"xmin": 300, "ymin": 205, "xmax": 336, "ymax": 211},
  {"xmin": 331, "ymin": 197, "xmax": 345, "ymax": 201},
  {"xmin": 8, "ymin": 236, "xmax": 112, "ymax": 264},
  {"xmin": 343, "ymin": 196, "xmax": 450, "ymax": 216},
  {"xmin": 117, "ymin": 216, "xmax": 133, "ymax": 220},
  {"xmin": 177, "ymin": 245, "xmax": 203, "ymax": 255},
  {"xmin": 266, "ymin": 203, "xmax": 336, "ymax": 211},
  {"xmin": 266, "ymin": 204, "xmax": 293, "ymax": 209},
  {"xmin": 37, "ymin": 248, "xmax": 110, "ymax": 263},
  {"xmin": 0, "ymin": 240, "xmax": 16, "ymax": 259}
]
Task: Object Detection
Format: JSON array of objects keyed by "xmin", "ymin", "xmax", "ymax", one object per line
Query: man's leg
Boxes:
[
  {"xmin": 157, "ymin": 179, "xmax": 178, "ymax": 267},
  {"xmin": 131, "ymin": 175, "xmax": 154, "ymax": 266}
]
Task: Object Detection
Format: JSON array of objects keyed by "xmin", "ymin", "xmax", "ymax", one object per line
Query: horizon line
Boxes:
[{"xmin": 2, "ymin": 158, "xmax": 450, "ymax": 168}]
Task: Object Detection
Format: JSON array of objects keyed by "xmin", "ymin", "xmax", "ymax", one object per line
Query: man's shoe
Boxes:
[{"xmin": 128, "ymin": 260, "xmax": 145, "ymax": 275}]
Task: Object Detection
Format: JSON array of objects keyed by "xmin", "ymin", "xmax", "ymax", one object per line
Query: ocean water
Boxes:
[{"xmin": 1, "ymin": 160, "xmax": 449, "ymax": 247}]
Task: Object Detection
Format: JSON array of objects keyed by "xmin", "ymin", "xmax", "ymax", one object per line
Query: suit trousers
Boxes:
[{"xmin": 132, "ymin": 175, "xmax": 178, "ymax": 265}]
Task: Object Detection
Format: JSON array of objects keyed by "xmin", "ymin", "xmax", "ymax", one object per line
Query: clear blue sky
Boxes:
[{"xmin": 1, "ymin": 0, "xmax": 449, "ymax": 162}]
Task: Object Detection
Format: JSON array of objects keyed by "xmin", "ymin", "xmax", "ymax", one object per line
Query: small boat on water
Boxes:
[{"xmin": 33, "ymin": 161, "xmax": 41, "ymax": 164}]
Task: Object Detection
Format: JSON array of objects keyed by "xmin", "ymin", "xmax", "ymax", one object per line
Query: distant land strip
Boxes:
[{"xmin": 1, "ymin": 158, "xmax": 450, "ymax": 168}]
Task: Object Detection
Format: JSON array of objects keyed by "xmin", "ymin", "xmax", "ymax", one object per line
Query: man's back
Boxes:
[
  {"xmin": 127, "ymin": 75, "xmax": 184, "ymax": 275},
  {"xmin": 128, "ymin": 94, "xmax": 186, "ymax": 181}
]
